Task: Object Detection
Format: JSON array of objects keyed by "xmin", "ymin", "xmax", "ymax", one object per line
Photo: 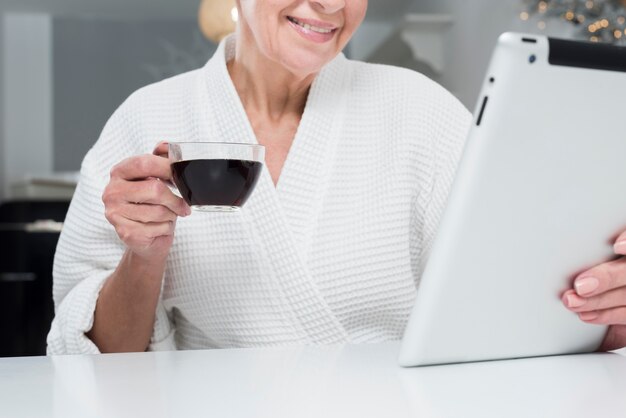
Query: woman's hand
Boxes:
[
  {"xmin": 562, "ymin": 230, "xmax": 626, "ymax": 351},
  {"xmin": 102, "ymin": 142, "xmax": 190, "ymax": 261}
]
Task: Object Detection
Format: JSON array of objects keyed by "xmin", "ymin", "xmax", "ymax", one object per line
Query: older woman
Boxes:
[{"xmin": 47, "ymin": 0, "xmax": 626, "ymax": 354}]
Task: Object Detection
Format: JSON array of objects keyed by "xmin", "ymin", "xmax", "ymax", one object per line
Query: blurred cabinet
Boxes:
[
  {"xmin": 355, "ymin": 13, "xmax": 454, "ymax": 82},
  {"xmin": 0, "ymin": 201, "xmax": 69, "ymax": 357},
  {"xmin": 399, "ymin": 14, "xmax": 454, "ymax": 75}
]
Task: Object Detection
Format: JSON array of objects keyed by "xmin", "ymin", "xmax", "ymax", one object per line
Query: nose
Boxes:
[{"xmin": 310, "ymin": 0, "xmax": 345, "ymax": 15}]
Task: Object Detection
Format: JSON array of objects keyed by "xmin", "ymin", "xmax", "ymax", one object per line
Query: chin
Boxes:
[{"xmin": 278, "ymin": 48, "xmax": 337, "ymax": 77}]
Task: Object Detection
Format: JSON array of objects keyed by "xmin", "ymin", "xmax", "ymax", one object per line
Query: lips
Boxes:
[
  {"xmin": 287, "ymin": 16, "xmax": 337, "ymax": 33},
  {"xmin": 286, "ymin": 16, "xmax": 340, "ymax": 43}
]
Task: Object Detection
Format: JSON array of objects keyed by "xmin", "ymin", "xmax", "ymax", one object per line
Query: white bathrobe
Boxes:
[{"xmin": 47, "ymin": 36, "xmax": 472, "ymax": 354}]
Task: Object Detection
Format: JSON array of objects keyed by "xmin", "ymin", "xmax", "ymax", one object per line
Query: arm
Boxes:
[
  {"xmin": 87, "ymin": 143, "xmax": 190, "ymax": 353},
  {"xmin": 47, "ymin": 101, "xmax": 188, "ymax": 354},
  {"xmin": 86, "ymin": 249, "xmax": 167, "ymax": 353}
]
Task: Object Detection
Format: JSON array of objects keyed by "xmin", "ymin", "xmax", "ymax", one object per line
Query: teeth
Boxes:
[{"xmin": 289, "ymin": 17, "xmax": 334, "ymax": 34}]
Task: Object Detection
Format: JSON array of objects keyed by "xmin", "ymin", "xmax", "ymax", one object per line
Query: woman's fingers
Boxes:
[
  {"xmin": 110, "ymin": 154, "xmax": 172, "ymax": 181},
  {"xmin": 598, "ymin": 325, "xmax": 626, "ymax": 352},
  {"xmin": 108, "ymin": 214, "xmax": 175, "ymax": 247},
  {"xmin": 563, "ymin": 287, "xmax": 626, "ymax": 313},
  {"xmin": 576, "ymin": 307, "xmax": 626, "ymax": 326},
  {"xmin": 121, "ymin": 203, "xmax": 178, "ymax": 224},
  {"xmin": 124, "ymin": 178, "xmax": 188, "ymax": 216},
  {"xmin": 614, "ymin": 230, "xmax": 626, "ymax": 256},
  {"xmin": 104, "ymin": 177, "xmax": 189, "ymax": 217},
  {"xmin": 564, "ymin": 257, "xmax": 626, "ymax": 327},
  {"xmin": 106, "ymin": 152, "xmax": 189, "ymax": 216},
  {"xmin": 101, "ymin": 147, "xmax": 189, "ymax": 259},
  {"xmin": 153, "ymin": 141, "xmax": 169, "ymax": 157},
  {"xmin": 573, "ymin": 257, "xmax": 626, "ymax": 297},
  {"xmin": 563, "ymin": 233, "xmax": 626, "ymax": 339}
]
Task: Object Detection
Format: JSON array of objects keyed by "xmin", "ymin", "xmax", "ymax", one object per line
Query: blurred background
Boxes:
[{"xmin": 1, "ymin": 0, "xmax": 624, "ymax": 356}]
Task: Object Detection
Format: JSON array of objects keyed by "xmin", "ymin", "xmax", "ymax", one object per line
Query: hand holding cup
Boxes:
[{"xmin": 102, "ymin": 142, "xmax": 191, "ymax": 261}]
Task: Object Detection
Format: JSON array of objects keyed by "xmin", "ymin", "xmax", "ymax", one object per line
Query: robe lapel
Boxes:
[
  {"xmin": 201, "ymin": 36, "xmax": 350, "ymax": 344},
  {"xmin": 275, "ymin": 54, "xmax": 352, "ymax": 261}
]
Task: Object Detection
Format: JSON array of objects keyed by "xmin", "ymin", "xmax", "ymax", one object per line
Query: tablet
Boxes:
[{"xmin": 399, "ymin": 32, "xmax": 626, "ymax": 367}]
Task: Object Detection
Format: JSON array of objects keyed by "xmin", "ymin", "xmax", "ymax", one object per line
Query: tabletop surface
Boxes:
[{"xmin": 1, "ymin": 342, "xmax": 626, "ymax": 418}]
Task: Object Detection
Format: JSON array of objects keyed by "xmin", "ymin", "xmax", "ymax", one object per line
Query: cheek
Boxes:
[
  {"xmin": 344, "ymin": 3, "xmax": 368, "ymax": 38},
  {"xmin": 241, "ymin": 2, "xmax": 283, "ymax": 52},
  {"xmin": 331, "ymin": 4, "xmax": 366, "ymax": 52}
]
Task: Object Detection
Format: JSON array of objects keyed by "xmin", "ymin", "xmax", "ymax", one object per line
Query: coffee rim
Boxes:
[{"xmin": 168, "ymin": 141, "xmax": 265, "ymax": 148}]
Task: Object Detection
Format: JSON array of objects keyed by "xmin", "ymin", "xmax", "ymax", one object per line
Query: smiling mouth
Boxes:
[{"xmin": 286, "ymin": 16, "xmax": 337, "ymax": 34}]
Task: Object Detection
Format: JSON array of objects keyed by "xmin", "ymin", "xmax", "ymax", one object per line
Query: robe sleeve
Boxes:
[
  {"xmin": 46, "ymin": 94, "xmax": 176, "ymax": 354},
  {"xmin": 410, "ymin": 91, "xmax": 473, "ymax": 282}
]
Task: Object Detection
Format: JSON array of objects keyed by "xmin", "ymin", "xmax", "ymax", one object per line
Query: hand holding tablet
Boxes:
[{"xmin": 563, "ymin": 230, "xmax": 626, "ymax": 352}]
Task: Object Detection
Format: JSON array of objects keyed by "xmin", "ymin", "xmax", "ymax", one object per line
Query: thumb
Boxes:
[
  {"xmin": 153, "ymin": 141, "xmax": 169, "ymax": 158},
  {"xmin": 598, "ymin": 325, "xmax": 626, "ymax": 352},
  {"xmin": 614, "ymin": 229, "xmax": 626, "ymax": 256}
]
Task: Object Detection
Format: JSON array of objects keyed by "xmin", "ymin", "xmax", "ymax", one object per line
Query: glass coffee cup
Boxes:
[{"xmin": 168, "ymin": 142, "xmax": 265, "ymax": 212}]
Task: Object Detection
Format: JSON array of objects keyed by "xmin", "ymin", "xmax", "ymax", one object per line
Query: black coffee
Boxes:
[{"xmin": 171, "ymin": 159, "xmax": 263, "ymax": 207}]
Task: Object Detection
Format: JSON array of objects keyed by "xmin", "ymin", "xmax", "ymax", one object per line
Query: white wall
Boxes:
[
  {"xmin": 52, "ymin": 18, "xmax": 211, "ymax": 171},
  {"xmin": 350, "ymin": 20, "xmax": 398, "ymax": 62},
  {"xmin": 0, "ymin": 14, "xmax": 212, "ymax": 201},
  {"xmin": 2, "ymin": 13, "xmax": 53, "ymax": 200},
  {"xmin": 408, "ymin": 0, "xmax": 575, "ymax": 108},
  {"xmin": 350, "ymin": 2, "xmax": 412, "ymax": 61}
]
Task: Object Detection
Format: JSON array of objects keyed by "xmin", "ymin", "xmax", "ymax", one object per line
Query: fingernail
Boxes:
[
  {"xmin": 566, "ymin": 294, "xmax": 586, "ymax": 308},
  {"xmin": 574, "ymin": 277, "xmax": 599, "ymax": 296},
  {"xmin": 614, "ymin": 240, "xmax": 626, "ymax": 252},
  {"xmin": 579, "ymin": 312, "xmax": 599, "ymax": 321}
]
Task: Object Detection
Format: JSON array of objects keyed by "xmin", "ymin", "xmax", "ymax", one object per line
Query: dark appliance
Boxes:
[{"xmin": 0, "ymin": 200, "xmax": 70, "ymax": 357}]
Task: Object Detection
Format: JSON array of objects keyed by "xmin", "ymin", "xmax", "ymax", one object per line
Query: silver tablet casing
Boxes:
[{"xmin": 399, "ymin": 32, "xmax": 626, "ymax": 367}]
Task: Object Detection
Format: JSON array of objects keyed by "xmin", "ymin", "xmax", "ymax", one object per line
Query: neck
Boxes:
[{"xmin": 227, "ymin": 31, "xmax": 318, "ymax": 123}]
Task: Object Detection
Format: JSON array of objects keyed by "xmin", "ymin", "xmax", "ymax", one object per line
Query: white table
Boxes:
[{"xmin": 1, "ymin": 342, "xmax": 626, "ymax": 418}]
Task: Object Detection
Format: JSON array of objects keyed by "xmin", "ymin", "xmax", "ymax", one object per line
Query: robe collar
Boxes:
[{"xmin": 200, "ymin": 35, "xmax": 352, "ymax": 344}]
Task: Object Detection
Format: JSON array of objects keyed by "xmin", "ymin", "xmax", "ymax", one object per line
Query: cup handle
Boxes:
[
  {"xmin": 165, "ymin": 179, "xmax": 182, "ymax": 198},
  {"xmin": 153, "ymin": 141, "xmax": 182, "ymax": 198}
]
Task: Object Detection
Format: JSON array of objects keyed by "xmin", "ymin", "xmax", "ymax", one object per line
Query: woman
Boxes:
[{"xmin": 47, "ymin": 0, "xmax": 626, "ymax": 354}]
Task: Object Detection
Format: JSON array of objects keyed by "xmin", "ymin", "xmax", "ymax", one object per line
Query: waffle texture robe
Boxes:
[{"xmin": 47, "ymin": 35, "xmax": 471, "ymax": 354}]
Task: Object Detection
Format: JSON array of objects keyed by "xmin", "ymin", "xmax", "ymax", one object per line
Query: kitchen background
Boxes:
[{"xmin": 0, "ymin": 0, "xmax": 623, "ymax": 356}]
